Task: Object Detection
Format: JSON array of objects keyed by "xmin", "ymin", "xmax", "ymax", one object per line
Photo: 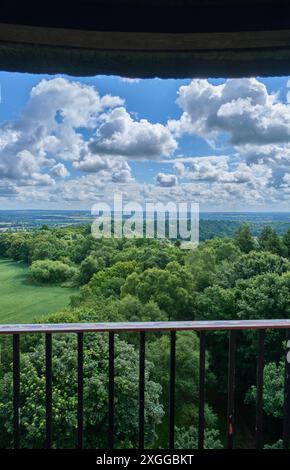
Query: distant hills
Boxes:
[{"xmin": 1, "ymin": 210, "xmax": 290, "ymax": 240}]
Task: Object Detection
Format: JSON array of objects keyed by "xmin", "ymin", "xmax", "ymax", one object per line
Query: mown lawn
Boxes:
[{"xmin": 0, "ymin": 259, "xmax": 77, "ymax": 323}]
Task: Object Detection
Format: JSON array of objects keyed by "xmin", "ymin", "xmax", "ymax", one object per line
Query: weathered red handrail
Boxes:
[{"xmin": 1, "ymin": 319, "xmax": 290, "ymax": 334}]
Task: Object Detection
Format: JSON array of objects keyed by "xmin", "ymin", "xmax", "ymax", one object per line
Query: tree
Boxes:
[
  {"xmin": 234, "ymin": 224, "xmax": 255, "ymax": 253},
  {"xmin": 147, "ymin": 332, "xmax": 215, "ymax": 429},
  {"xmin": 282, "ymin": 228, "xmax": 290, "ymax": 257},
  {"xmin": 79, "ymin": 261, "xmax": 138, "ymax": 301},
  {"xmin": 258, "ymin": 227, "xmax": 287, "ymax": 256},
  {"xmin": 236, "ymin": 273, "xmax": 290, "ymax": 320},
  {"xmin": 195, "ymin": 285, "xmax": 237, "ymax": 320},
  {"xmin": 0, "ymin": 334, "xmax": 163, "ymax": 448},
  {"xmin": 29, "ymin": 233, "xmax": 69, "ymax": 262},
  {"xmin": 245, "ymin": 360, "xmax": 284, "ymax": 419},
  {"xmin": 78, "ymin": 255, "xmax": 104, "ymax": 285},
  {"xmin": 175, "ymin": 426, "xmax": 222, "ymax": 449},
  {"xmin": 121, "ymin": 262, "xmax": 196, "ymax": 320},
  {"xmin": 216, "ymin": 251, "xmax": 290, "ymax": 288},
  {"xmin": 213, "ymin": 238, "xmax": 242, "ymax": 263},
  {"xmin": 6, "ymin": 234, "xmax": 31, "ymax": 262},
  {"xmin": 29, "ymin": 260, "xmax": 77, "ymax": 284},
  {"xmin": 186, "ymin": 247, "xmax": 217, "ymax": 291},
  {"xmin": 115, "ymin": 294, "xmax": 167, "ymax": 322}
]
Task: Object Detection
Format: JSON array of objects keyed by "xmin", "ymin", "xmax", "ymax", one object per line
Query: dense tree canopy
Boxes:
[{"xmin": 0, "ymin": 222, "xmax": 289, "ymax": 448}]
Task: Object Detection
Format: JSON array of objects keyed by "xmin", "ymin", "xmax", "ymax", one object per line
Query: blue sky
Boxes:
[{"xmin": 0, "ymin": 72, "xmax": 290, "ymax": 211}]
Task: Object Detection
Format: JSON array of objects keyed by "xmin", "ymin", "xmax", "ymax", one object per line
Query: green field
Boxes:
[{"xmin": 0, "ymin": 259, "xmax": 77, "ymax": 323}]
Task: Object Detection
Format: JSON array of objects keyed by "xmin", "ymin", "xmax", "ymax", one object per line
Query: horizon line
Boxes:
[{"xmin": 0, "ymin": 209, "xmax": 290, "ymax": 214}]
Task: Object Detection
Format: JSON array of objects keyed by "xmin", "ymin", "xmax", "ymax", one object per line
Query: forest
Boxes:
[{"xmin": 0, "ymin": 223, "xmax": 289, "ymax": 448}]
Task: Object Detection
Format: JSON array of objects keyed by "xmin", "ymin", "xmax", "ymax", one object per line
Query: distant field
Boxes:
[{"xmin": 0, "ymin": 259, "xmax": 77, "ymax": 323}]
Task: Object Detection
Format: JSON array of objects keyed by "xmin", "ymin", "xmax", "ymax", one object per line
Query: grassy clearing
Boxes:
[{"xmin": 0, "ymin": 258, "xmax": 77, "ymax": 323}]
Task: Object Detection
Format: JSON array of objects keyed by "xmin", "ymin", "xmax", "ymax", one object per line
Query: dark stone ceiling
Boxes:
[{"xmin": 0, "ymin": 0, "xmax": 290, "ymax": 78}]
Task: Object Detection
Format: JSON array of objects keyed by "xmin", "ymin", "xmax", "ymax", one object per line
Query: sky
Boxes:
[{"xmin": 0, "ymin": 72, "xmax": 290, "ymax": 211}]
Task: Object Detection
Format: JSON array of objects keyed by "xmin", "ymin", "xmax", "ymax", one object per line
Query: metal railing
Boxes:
[{"xmin": 1, "ymin": 319, "xmax": 290, "ymax": 450}]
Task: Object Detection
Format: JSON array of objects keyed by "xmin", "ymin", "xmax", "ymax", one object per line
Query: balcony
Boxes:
[{"xmin": 1, "ymin": 319, "xmax": 290, "ymax": 450}]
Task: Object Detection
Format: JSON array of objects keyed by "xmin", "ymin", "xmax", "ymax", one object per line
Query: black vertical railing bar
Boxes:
[
  {"xmin": 283, "ymin": 329, "xmax": 290, "ymax": 449},
  {"xmin": 108, "ymin": 332, "xmax": 115, "ymax": 449},
  {"xmin": 198, "ymin": 331, "xmax": 206, "ymax": 449},
  {"xmin": 139, "ymin": 331, "xmax": 145, "ymax": 449},
  {"xmin": 227, "ymin": 330, "xmax": 236, "ymax": 449},
  {"xmin": 45, "ymin": 333, "xmax": 52, "ymax": 449},
  {"xmin": 77, "ymin": 332, "xmax": 84, "ymax": 449},
  {"xmin": 255, "ymin": 329, "xmax": 265, "ymax": 449},
  {"xmin": 168, "ymin": 330, "xmax": 176, "ymax": 450},
  {"xmin": 13, "ymin": 334, "xmax": 20, "ymax": 449}
]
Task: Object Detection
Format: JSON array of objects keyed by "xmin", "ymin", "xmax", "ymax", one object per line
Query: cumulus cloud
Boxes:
[
  {"xmin": 0, "ymin": 77, "xmax": 124, "ymax": 188},
  {"xmin": 112, "ymin": 167, "xmax": 133, "ymax": 183},
  {"xmin": 2, "ymin": 75, "xmax": 290, "ymax": 210},
  {"xmin": 156, "ymin": 173, "xmax": 177, "ymax": 187},
  {"xmin": 172, "ymin": 155, "xmax": 271, "ymax": 186},
  {"xmin": 239, "ymin": 143, "xmax": 290, "ymax": 166},
  {"xmin": 173, "ymin": 161, "xmax": 185, "ymax": 176},
  {"xmin": 89, "ymin": 107, "xmax": 177, "ymax": 160},
  {"xmin": 51, "ymin": 163, "xmax": 70, "ymax": 178},
  {"xmin": 168, "ymin": 78, "xmax": 290, "ymax": 146},
  {"xmin": 73, "ymin": 154, "xmax": 115, "ymax": 173},
  {"xmin": 164, "ymin": 78, "xmax": 290, "ymax": 208},
  {"xmin": 73, "ymin": 153, "xmax": 134, "ymax": 184}
]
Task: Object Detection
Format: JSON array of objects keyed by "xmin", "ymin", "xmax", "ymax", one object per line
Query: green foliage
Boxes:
[
  {"xmin": 30, "ymin": 260, "xmax": 78, "ymax": 284},
  {"xmin": 175, "ymin": 426, "xmax": 223, "ymax": 449},
  {"xmin": 78, "ymin": 255, "xmax": 104, "ymax": 285},
  {"xmin": 186, "ymin": 246, "xmax": 217, "ymax": 291},
  {"xmin": 282, "ymin": 228, "xmax": 290, "ymax": 257},
  {"xmin": 79, "ymin": 261, "xmax": 138, "ymax": 301},
  {"xmin": 1, "ymin": 222, "xmax": 290, "ymax": 448},
  {"xmin": 147, "ymin": 332, "xmax": 215, "ymax": 428},
  {"xmin": 195, "ymin": 285, "xmax": 236, "ymax": 320},
  {"xmin": 6, "ymin": 235, "xmax": 31, "ymax": 262},
  {"xmin": 216, "ymin": 251, "xmax": 290, "ymax": 288},
  {"xmin": 236, "ymin": 274, "xmax": 290, "ymax": 320},
  {"xmin": 245, "ymin": 360, "xmax": 284, "ymax": 419},
  {"xmin": 121, "ymin": 262, "xmax": 195, "ymax": 320},
  {"xmin": 234, "ymin": 224, "xmax": 256, "ymax": 253},
  {"xmin": 30, "ymin": 238, "xmax": 67, "ymax": 262},
  {"xmin": 258, "ymin": 226, "xmax": 287, "ymax": 256},
  {"xmin": 264, "ymin": 440, "xmax": 283, "ymax": 449},
  {"xmin": 114, "ymin": 295, "xmax": 167, "ymax": 322},
  {"xmin": 0, "ymin": 334, "xmax": 163, "ymax": 448}
]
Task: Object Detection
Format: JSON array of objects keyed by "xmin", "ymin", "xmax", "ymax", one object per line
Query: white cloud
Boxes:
[
  {"xmin": 89, "ymin": 107, "xmax": 177, "ymax": 160},
  {"xmin": 73, "ymin": 154, "xmax": 115, "ymax": 173},
  {"xmin": 28, "ymin": 77, "xmax": 123, "ymax": 128},
  {"xmin": 73, "ymin": 153, "xmax": 134, "ymax": 184},
  {"xmin": 120, "ymin": 77, "xmax": 141, "ymax": 84},
  {"xmin": 156, "ymin": 173, "xmax": 178, "ymax": 187},
  {"xmin": 28, "ymin": 173, "xmax": 55, "ymax": 187},
  {"xmin": 0, "ymin": 77, "xmax": 178, "ymax": 203},
  {"xmin": 112, "ymin": 162, "xmax": 134, "ymax": 183},
  {"xmin": 173, "ymin": 161, "xmax": 185, "ymax": 175},
  {"xmin": 2, "ymin": 75, "xmax": 290, "ymax": 210},
  {"xmin": 51, "ymin": 163, "xmax": 70, "ymax": 178},
  {"xmin": 0, "ymin": 182, "xmax": 18, "ymax": 198},
  {"xmin": 0, "ymin": 78, "xmax": 124, "ymax": 187},
  {"xmin": 172, "ymin": 155, "xmax": 271, "ymax": 187},
  {"xmin": 169, "ymin": 78, "xmax": 290, "ymax": 146}
]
